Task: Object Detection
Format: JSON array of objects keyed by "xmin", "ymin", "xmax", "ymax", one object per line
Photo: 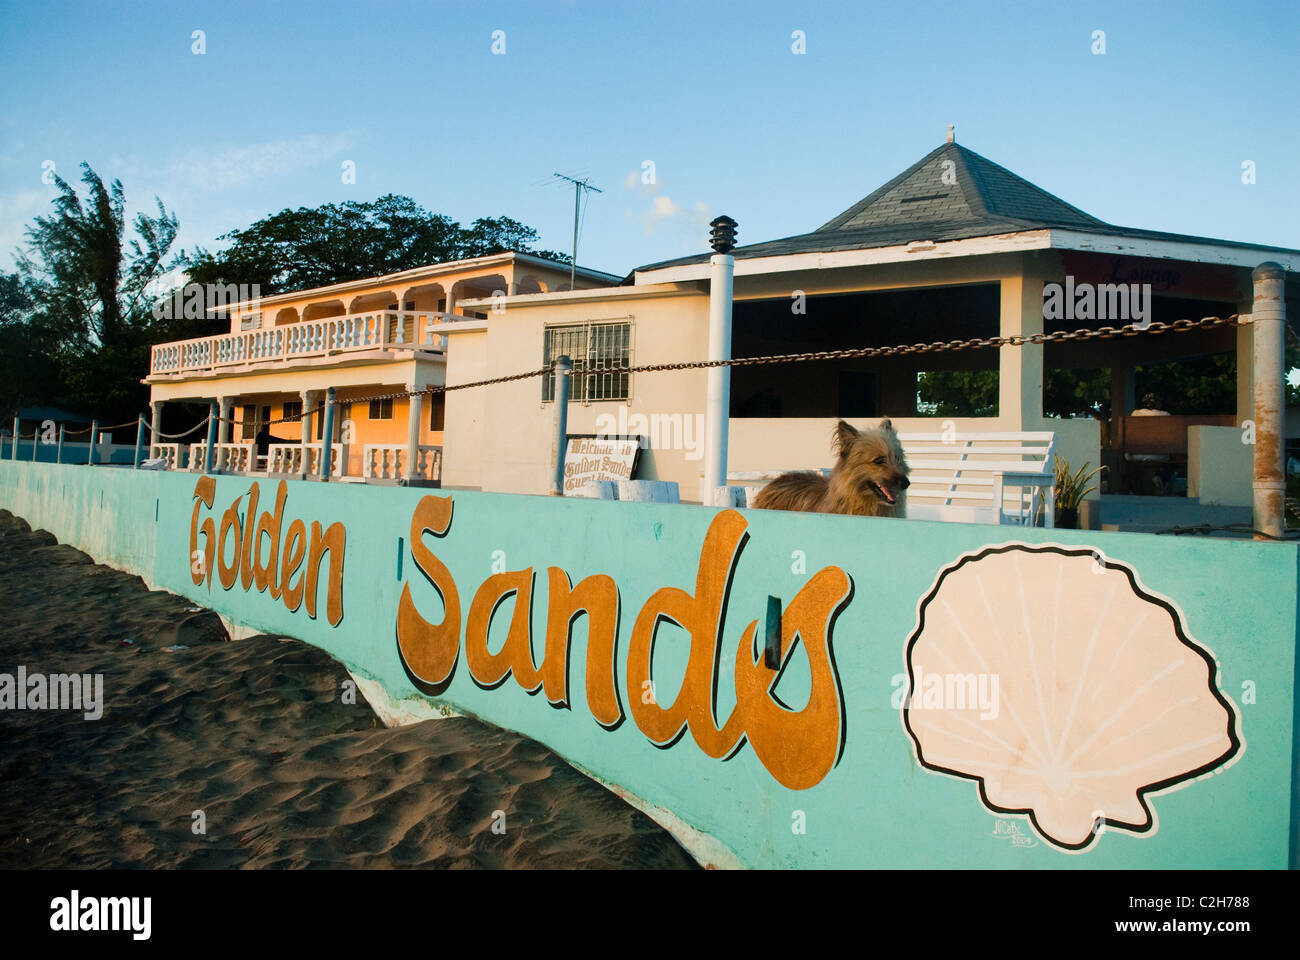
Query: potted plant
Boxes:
[{"xmin": 1054, "ymin": 455, "xmax": 1105, "ymax": 529}]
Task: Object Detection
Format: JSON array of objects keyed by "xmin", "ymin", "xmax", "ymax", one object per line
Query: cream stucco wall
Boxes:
[{"xmin": 443, "ymin": 289, "xmax": 711, "ymax": 496}]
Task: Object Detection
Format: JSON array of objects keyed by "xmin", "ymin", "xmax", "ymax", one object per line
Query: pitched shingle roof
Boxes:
[{"xmin": 630, "ymin": 141, "xmax": 1294, "ymax": 277}]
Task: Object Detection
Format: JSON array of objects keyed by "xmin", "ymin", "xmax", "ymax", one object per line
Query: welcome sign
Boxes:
[{"xmin": 561, "ymin": 435, "xmax": 641, "ymax": 493}]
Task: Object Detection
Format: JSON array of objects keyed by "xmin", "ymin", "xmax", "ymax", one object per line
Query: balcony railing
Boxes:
[
  {"xmin": 149, "ymin": 310, "xmax": 459, "ymax": 376},
  {"xmin": 362, "ymin": 443, "xmax": 442, "ymax": 482}
]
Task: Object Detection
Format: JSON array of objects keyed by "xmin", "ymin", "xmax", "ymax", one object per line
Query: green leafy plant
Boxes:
[{"xmin": 1054, "ymin": 455, "xmax": 1106, "ymax": 511}]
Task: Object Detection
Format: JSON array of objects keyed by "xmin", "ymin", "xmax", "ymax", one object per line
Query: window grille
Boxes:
[{"xmin": 542, "ymin": 320, "xmax": 631, "ymax": 402}]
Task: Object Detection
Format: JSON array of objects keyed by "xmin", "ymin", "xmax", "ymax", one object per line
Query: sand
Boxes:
[{"xmin": 0, "ymin": 510, "xmax": 697, "ymax": 869}]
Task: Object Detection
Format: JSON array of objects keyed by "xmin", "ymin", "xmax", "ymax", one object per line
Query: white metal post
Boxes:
[
  {"xmin": 703, "ymin": 253, "xmax": 735, "ymax": 503},
  {"xmin": 551, "ymin": 356, "xmax": 572, "ymax": 495}
]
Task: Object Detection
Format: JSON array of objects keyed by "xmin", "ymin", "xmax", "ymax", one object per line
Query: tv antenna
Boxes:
[{"xmin": 552, "ymin": 173, "xmax": 602, "ymax": 288}]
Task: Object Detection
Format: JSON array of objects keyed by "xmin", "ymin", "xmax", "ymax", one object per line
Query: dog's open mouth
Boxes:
[{"xmin": 866, "ymin": 480, "xmax": 897, "ymax": 504}]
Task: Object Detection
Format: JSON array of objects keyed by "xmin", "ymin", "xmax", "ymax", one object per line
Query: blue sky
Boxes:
[{"xmin": 1, "ymin": 0, "xmax": 1296, "ymax": 279}]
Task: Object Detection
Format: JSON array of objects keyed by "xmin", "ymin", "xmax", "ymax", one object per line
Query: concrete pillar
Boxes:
[
  {"xmin": 703, "ymin": 253, "xmax": 735, "ymax": 501},
  {"xmin": 1251, "ymin": 263, "xmax": 1286, "ymax": 539},
  {"xmin": 218, "ymin": 396, "xmax": 234, "ymax": 444},
  {"xmin": 998, "ymin": 268, "xmax": 1045, "ymax": 429},
  {"xmin": 300, "ymin": 390, "xmax": 317, "ymax": 447},
  {"xmin": 149, "ymin": 400, "xmax": 163, "ymax": 449},
  {"xmin": 444, "ymin": 283, "xmax": 457, "ymax": 317},
  {"xmin": 405, "ymin": 390, "xmax": 424, "ymax": 482},
  {"xmin": 203, "ymin": 403, "xmax": 217, "ymax": 473}
]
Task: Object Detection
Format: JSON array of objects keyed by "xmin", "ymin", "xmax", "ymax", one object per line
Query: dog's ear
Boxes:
[
  {"xmin": 832, "ymin": 419, "xmax": 859, "ymax": 457},
  {"xmin": 879, "ymin": 418, "xmax": 894, "ymax": 433}
]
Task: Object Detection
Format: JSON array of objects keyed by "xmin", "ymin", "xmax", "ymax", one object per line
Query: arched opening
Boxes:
[
  {"xmin": 347, "ymin": 290, "xmax": 401, "ymax": 314},
  {"xmin": 456, "ymin": 274, "xmax": 508, "ymax": 319},
  {"xmin": 302, "ymin": 300, "xmax": 346, "ymax": 322}
]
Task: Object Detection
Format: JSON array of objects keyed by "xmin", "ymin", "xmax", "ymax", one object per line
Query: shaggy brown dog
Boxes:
[{"xmin": 752, "ymin": 419, "xmax": 910, "ymax": 518}]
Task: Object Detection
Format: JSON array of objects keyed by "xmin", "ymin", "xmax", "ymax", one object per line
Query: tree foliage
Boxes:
[
  {"xmin": 183, "ymin": 195, "xmax": 570, "ymax": 295},
  {"xmin": 919, "ymin": 344, "xmax": 1300, "ymax": 421},
  {"xmin": 0, "ymin": 272, "xmax": 60, "ymax": 418},
  {"xmin": 12, "ymin": 163, "xmax": 182, "ymax": 422},
  {"xmin": 916, "ymin": 369, "xmax": 999, "ymax": 417}
]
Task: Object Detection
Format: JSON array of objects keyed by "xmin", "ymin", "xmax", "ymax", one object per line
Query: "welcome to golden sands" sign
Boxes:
[{"xmin": 189, "ymin": 479, "xmax": 853, "ymax": 790}]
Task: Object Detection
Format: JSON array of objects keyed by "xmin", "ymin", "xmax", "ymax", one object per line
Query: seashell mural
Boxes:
[{"xmin": 902, "ymin": 543, "xmax": 1242, "ymax": 852}]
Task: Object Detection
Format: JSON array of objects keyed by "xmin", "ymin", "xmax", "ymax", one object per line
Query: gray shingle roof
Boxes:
[{"xmin": 630, "ymin": 142, "xmax": 1296, "ymax": 277}]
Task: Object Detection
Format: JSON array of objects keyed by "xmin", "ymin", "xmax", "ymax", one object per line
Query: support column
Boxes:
[
  {"xmin": 300, "ymin": 389, "xmax": 318, "ymax": 473},
  {"xmin": 703, "ymin": 253, "xmax": 734, "ymax": 503},
  {"xmin": 551, "ymin": 357, "xmax": 571, "ymax": 495},
  {"xmin": 444, "ymin": 282, "xmax": 457, "ymax": 317},
  {"xmin": 150, "ymin": 400, "xmax": 163, "ymax": 451},
  {"xmin": 998, "ymin": 268, "xmax": 1045, "ymax": 430},
  {"xmin": 203, "ymin": 403, "xmax": 217, "ymax": 474},
  {"xmin": 405, "ymin": 389, "xmax": 424, "ymax": 483},
  {"xmin": 218, "ymin": 396, "xmax": 234, "ymax": 444},
  {"xmin": 1251, "ymin": 263, "xmax": 1286, "ymax": 539},
  {"xmin": 319, "ymin": 388, "xmax": 337, "ymax": 481}
]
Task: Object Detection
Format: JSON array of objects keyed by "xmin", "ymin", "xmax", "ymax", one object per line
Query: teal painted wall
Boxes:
[{"xmin": 3, "ymin": 460, "xmax": 1297, "ymax": 868}]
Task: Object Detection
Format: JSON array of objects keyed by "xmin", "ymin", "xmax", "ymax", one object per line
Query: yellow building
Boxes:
[{"xmin": 145, "ymin": 253, "xmax": 619, "ymax": 480}]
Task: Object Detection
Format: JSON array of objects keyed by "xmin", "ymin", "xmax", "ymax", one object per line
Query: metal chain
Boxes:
[
  {"xmin": 133, "ymin": 313, "xmax": 1250, "ymax": 416},
  {"xmin": 616, "ymin": 315, "xmax": 1244, "ymax": 376}
]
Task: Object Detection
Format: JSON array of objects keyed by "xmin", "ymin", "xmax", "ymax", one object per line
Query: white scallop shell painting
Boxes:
[{"xmin": 902, "ymin": 543, "xmax": 1242, "ymax": 852}]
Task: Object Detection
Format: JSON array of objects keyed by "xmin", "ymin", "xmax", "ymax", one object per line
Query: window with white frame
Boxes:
[
  {"xmin": 240, "ymin": 312, "xmax": 263, "ymax": 331},
  {"xmin": 542, "ymin": 319, "xmax": 631, "ymax": 402}
]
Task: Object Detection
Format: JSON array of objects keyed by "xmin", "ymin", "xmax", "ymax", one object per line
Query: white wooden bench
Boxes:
[{"xmin": 728, "ymin": 430, "xmax": 1057, "ymax": 526}]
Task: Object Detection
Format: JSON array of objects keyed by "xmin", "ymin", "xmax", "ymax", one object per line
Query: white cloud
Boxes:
[
  {"xmin": 628, "ymin": 194, "xmax": 710, "ymax": 237},
  {"xmin": 165, "ymin": 132, "xmax": 354, "ymax": 192}
]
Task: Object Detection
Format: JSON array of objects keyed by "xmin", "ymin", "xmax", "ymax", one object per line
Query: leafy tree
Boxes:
[
  {"xmin": 923, "ymin": 347, "xmax": 1299, "ymax": 421},
  {"xmin": 184, "ymin": 196, "xmax": 569, "ymax": 295},
  {"xmin": 1044, "ymin": 368, "xmax": 1110, "ymax": 418},
  {"xmin": 0, "ymin": 273, "xmax": 61, "ymax": 420},
  {"xmin": 17, "ymin": 163, "xmax": 181, "ymax": 422},
  {"xmin": 916, "ymin": 369, "xmax": 998, "ymax": 417}
]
